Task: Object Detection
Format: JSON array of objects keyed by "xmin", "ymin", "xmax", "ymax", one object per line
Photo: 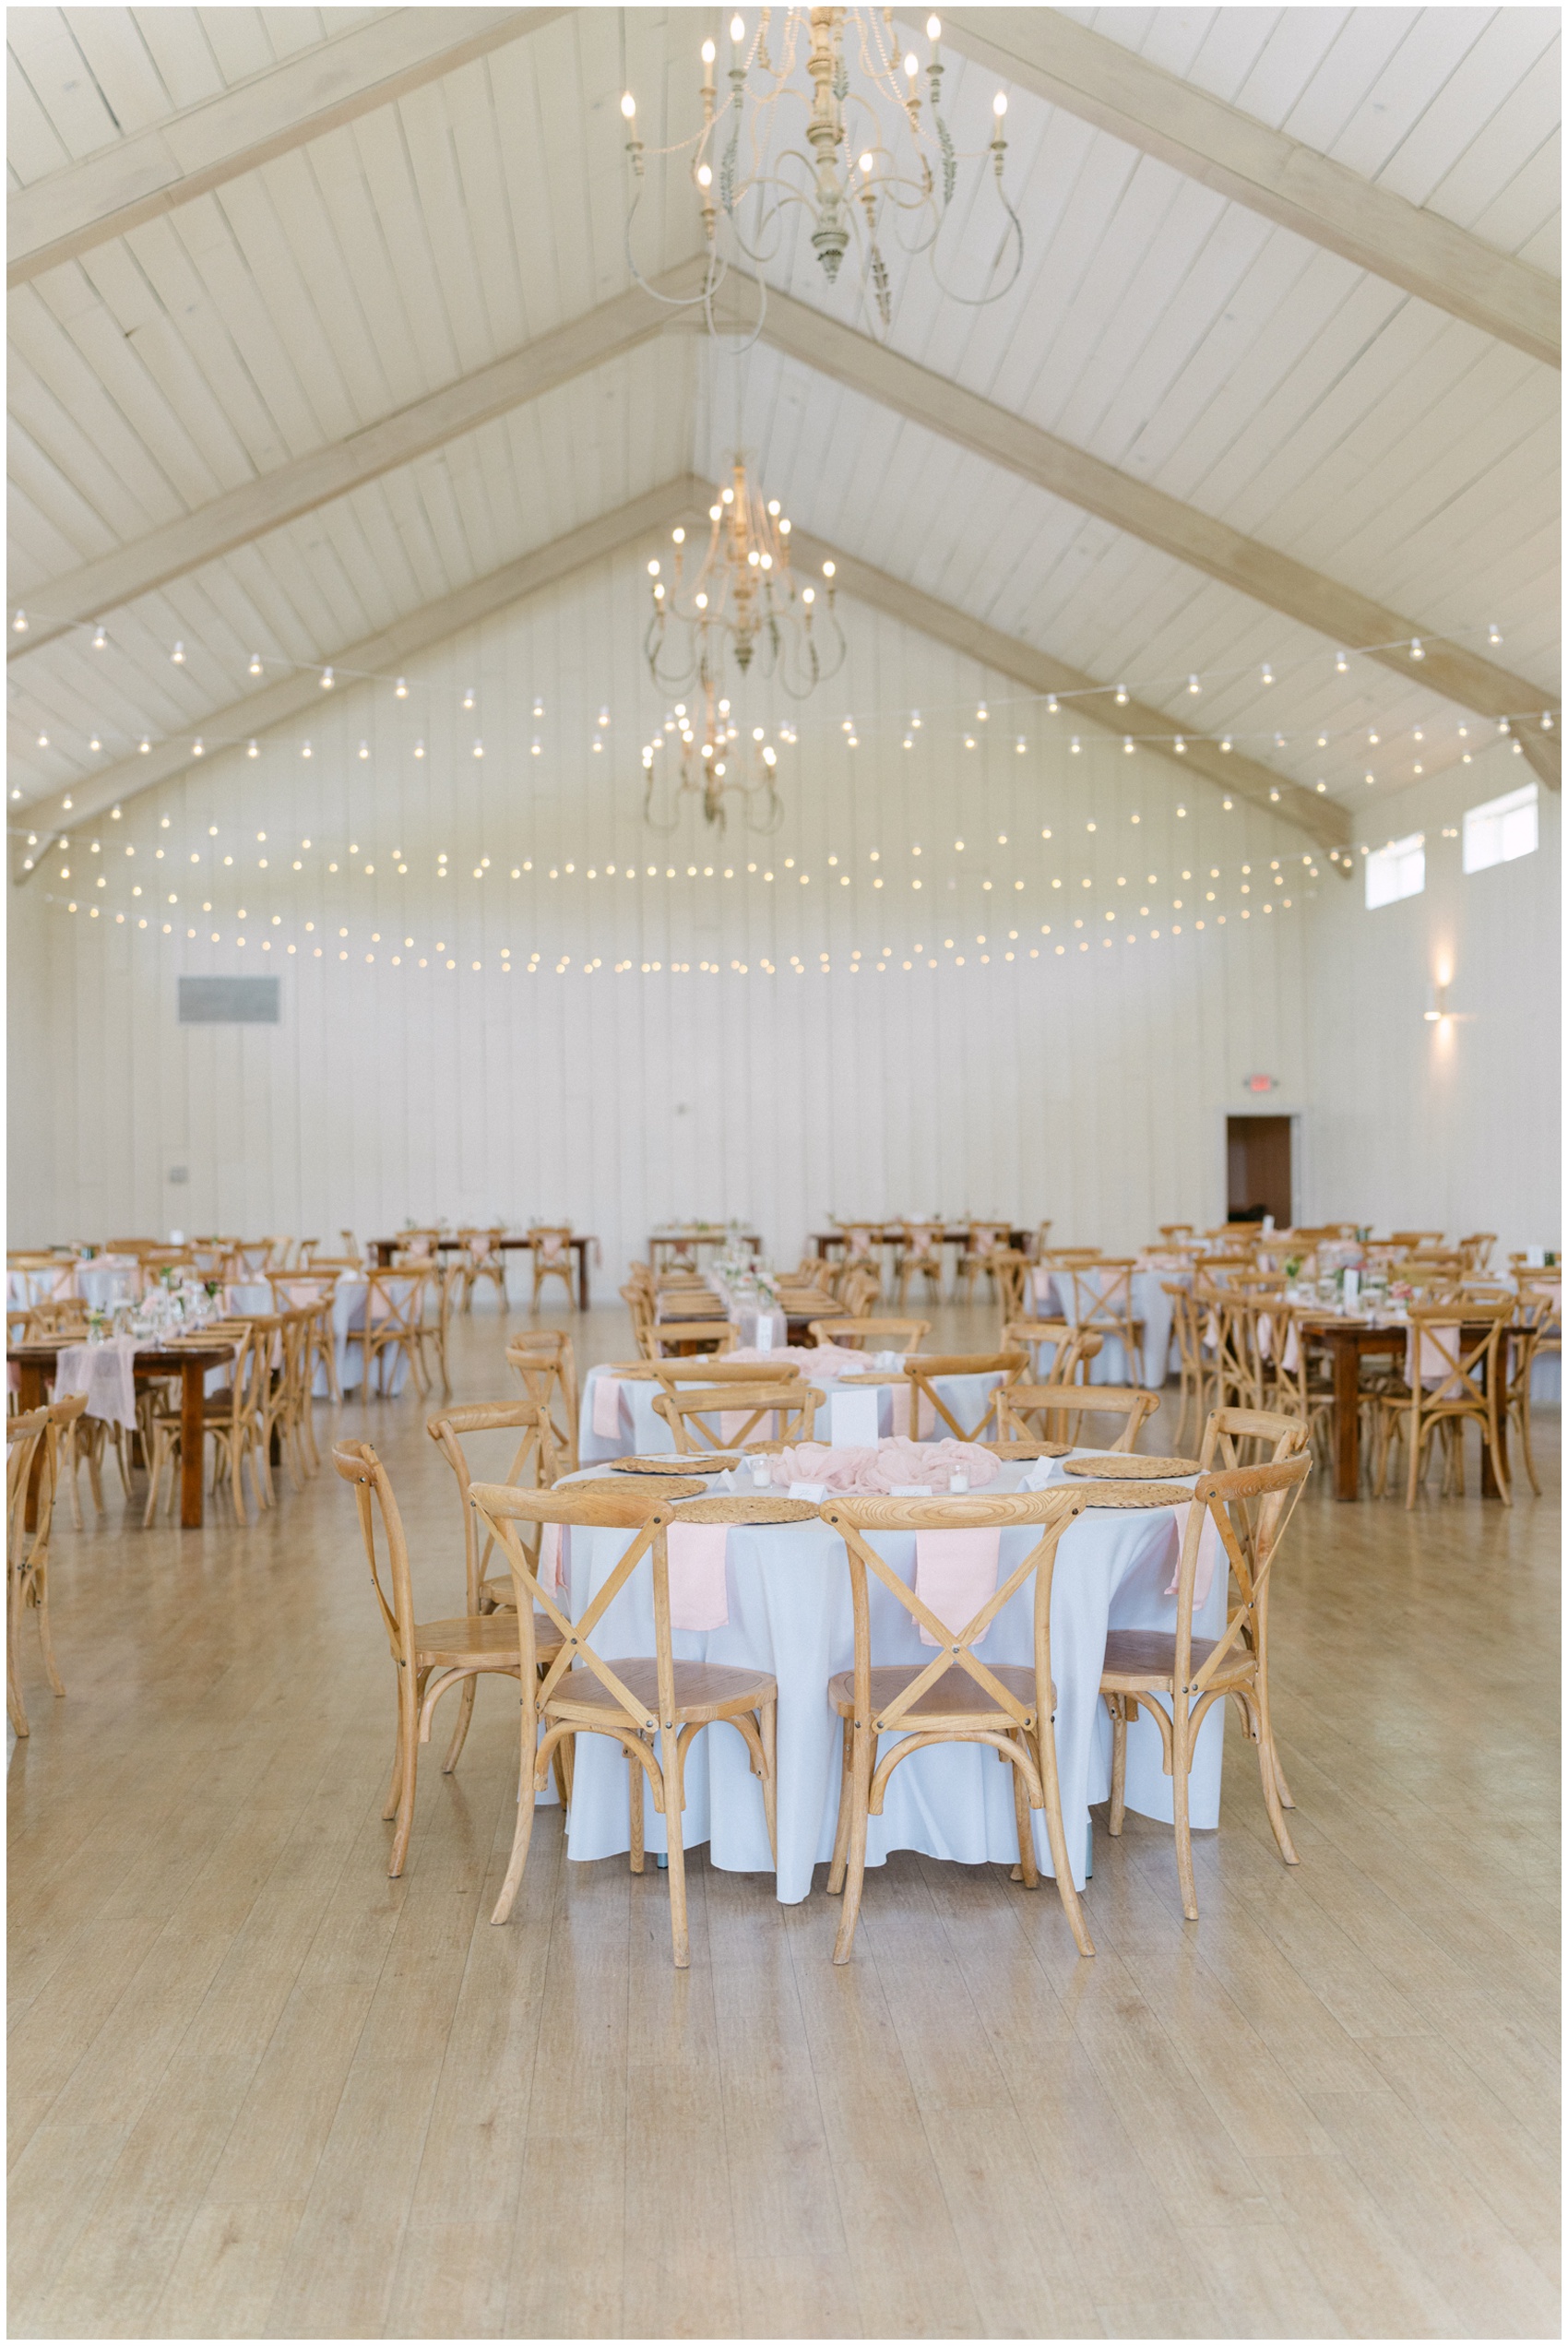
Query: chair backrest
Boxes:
[
  {"xmin": 999, "ymin": 1382, "xmax": 1158, "ymax": 1450},
  {"xmin": 1158, "ymin": 1223, "xmax": 1194, "ymax": 1242},
  {"xmin": 838, "ymin": 1267, "xmax": 880, "ymax": 1317},
  {"xmin": 898, "ymin": 1220, "xmax": 944, "ymax": 1258},
  {"xmin": 268, "ymin": 1269, "xmax": 339, "ymax": 1310},
  {"xmin": 652, "ymin": 1381, "xmax": 822, "ymax": 1453},
  {"xmin": 1457, "ymin": 1233, "xmax": 1496, "ymax": 1271},
  {"xmin": 1167, "ymin": 1455, "xmax": 1312, "ymax": 1697},
  {"xmin": 506, "ymin": 1331, "xmax": 580, "ymax": 1458},
  {"xmin": 965, "ymin": 1221, "xmax": 1011, "ymax": 1257},
  {"xmin": 467, "ymin": 1480, "xmax": 677, "ymax": 1738},
  {"xmin": 1390, "ymin": 1231, "xmax": 1443, "ymax": 1248},
  {"xmin": 363, "ymin": 1268, "xmax": 430, "ymax": 1345},
  {"xmin": 806, "ymin": 1317, "xmax": 930, "ymax": 1352},
  {"xmin": 7, "ymin": 1411, "xmax": 49, "ymax": 1563},
  {"xmin": 332, "ymin": 1441, "xmax": 418, "ymax": 1665},
  {"xmin": 821, "ymin": 1488, "xmax": 1088, "ymax": 1742},
  {"xmin": 458, "ymin": 1226, "xmax": 505, "ymax": 1265},
  {"xmin": 1198, "ymin": 1406, "xmax": 1310, "ymax": 1471},
  {"xmin": 427, "ymin": 1399, "xmax": 559, "ymax": 1610},
  {"xmin": 654, "ymin": 1357, "xmax": 803, "ymax": 1386},
  {"xmin": 531, "ymin": 1224, "xmax": 574, "ymax": 1266},
  {"xmin": 838, "ymin": 1223, "xmax": 883, "ymax": 1262},
  {"xmin": 989, "ymin": 1250, "xmax": 1030, "ymax": 1321},
  {"xmin": 904, "ymin": 1352, "xmax": 1028, "ymax": 1443},
  {"xmin": 1002, "ymin": 1320, "xmax": 1103, "ymax": 1383},
  {"xmin": 1069, "ymin": 1260, "xmax": 1138, "ymax": 1331},
  {"xmin": 398, "ymin": 1229, "xmax": 441, "ymax": 1260},
  {"xmin": 1406, "ymin": 1302, "xmax": 1510, "ymax": 1406}
]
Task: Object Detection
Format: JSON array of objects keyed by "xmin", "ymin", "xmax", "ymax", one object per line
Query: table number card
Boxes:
[{"xmin": 829, "ymin": 1388, "xmax": 882, "ymax": 1447}]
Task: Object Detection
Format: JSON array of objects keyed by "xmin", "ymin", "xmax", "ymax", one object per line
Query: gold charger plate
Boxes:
[
  {"xmin": 1063, "ymin": 1453, "xmax": 1201, "ymax": 1480},
  {"xmin": 613, "ymin": 1452, "xmax": 739, "ymax": 1475},
  {"xmin": 1068, "ymin": 1481, "xmax": 1194, "ymax": 1509}
]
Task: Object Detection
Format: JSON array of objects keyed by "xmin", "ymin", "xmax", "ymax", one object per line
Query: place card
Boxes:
[{"xmin": 788, "ymin": 1480, "xmax": 828, "ymax": 1502}]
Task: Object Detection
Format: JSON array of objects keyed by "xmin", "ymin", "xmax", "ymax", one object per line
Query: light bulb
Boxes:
[
  {"xmin": 1488, "ymin": 622, "xmax": 1502, "ymax": 644},
  {"xmin": 927, "ymin": 14, "xmax": 941, "ymax": 37},
  {"xmin": 395, "ymin": 674, "xmax": 408, "ymax": 697},
  {"xmin": 647, "ymin": 558, "xmax": 660, "ymax": 576},
  {"xmin": 822, "ymin": 560, "xmax": 835, "ymax": 578},
  {"xmin": 992, "ymin": 89, "xmax": 1007, "ymax": 115},
  {"xmin": 249, "ymin": 651, "xmax": 263, "ymax": 674},
  {"xmin": 802, "ymin": 587, "xmax": 814, "ymax": 604},
  {"xmin": 171, "ymin": 639, "xmax": 184, "ymax": 663},
  {"xmin": 695, "ymin": 161, "xmax": 713, "ymax": 186},
  {"xmin": 730, "ymin": 14, "xmax": 744, "ymax": 40},
  {"xmin": 472, "ymin": 739, "xmax": 483, "ymax": 757},
  {"xmin": 414, "ymin": 739, "xmax": 426, "ymax": 757},
  {"xmin": 1409, "ymin": 637, "xmax": 1424, "ymax": 660},
  {"xmin": 672, "ymin": 527, "xmax": 685, "ymax": 544},
  {"xmin": 1335, "ymin": 649, "xmax": 1348, "ymax": 672},
  {"xmin": 1187, "ymin": 673, "xmax": 1201, "ymax": 694},
  {"xmin": 1260, "ymin": 662, "xmax": 1274, "ymax": 685},
  {"xmin": 301, "ymin": 740, "xmax": 311, "ymax": 757},
  {"xmin": 533, "ymin": 697, "xmax": 544, "ymax": 716},
  {"xmin": 357, "ymin": 740, "xmax": 370, "ymax": 759},
  {"xmin": 1174, "ymin": 735, "xmax": 1186, "ymax": 754},
  {"xmin": 1070, "ymin": 736, "xmax": 1080, "ymax": 753},
  {"xmin": 91, "ymin": 625, "xmax": 106, "ymax": 649},
  {"xmin": 702, "ymin": 38, "xmax": 716, "ymax": 63},
  {"xmin": 859, "ymin": 151, "xmax": 874, "ymax": 173},
  {"xmin": 1114, "ymin": 683, "xmax": 1128, "ymax": 705},
  {"xmin": 139, "ymin": 738, "xmax": 150, "ymax": 754},
  {"xmin": 35, "ymin": 732, "xmax": 47, "ymax": 747},
  {"xmin": 621, "ymin": 89, "xmax": 636, "ymax": 118},
  {"xmin": 904, "ymin": 51, "xmax": 919, "ymax": 77},
  {"xmin": 1046, "ymin": 694, "xmax": 1058, "ymax": 713},
  {"xmin": 89, "ymin": 736, "xmax": 101, "ymax": 752},
  {"xmin": 246, "ymin": 739, "xmax": 259, "ymax": 758},
  {"xmin": 10, "ymin": 610, "xmax": 26, "ymax": 633}
]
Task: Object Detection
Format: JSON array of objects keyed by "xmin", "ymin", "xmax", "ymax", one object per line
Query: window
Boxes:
[
  {"xmin": 1463, "ymin": 781, "xmax": 1538, "ymax": 873},
  {"xmin": 1365, "ymin": 833, "xmax": 1425, "ymax": 910}
]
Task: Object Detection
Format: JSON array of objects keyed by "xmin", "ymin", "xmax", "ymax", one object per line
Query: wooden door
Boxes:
[{"xmin": 1227, "ymin": 1116, "xmax": 1293, "ymax": 1224}]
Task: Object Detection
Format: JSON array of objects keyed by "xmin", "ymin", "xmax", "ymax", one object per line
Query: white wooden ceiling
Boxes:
[{"xmin": 6, "ymin": 5, "xmax": 1560, "ymax": 822}]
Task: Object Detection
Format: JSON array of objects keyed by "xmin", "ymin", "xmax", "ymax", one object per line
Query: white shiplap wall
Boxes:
[
  {"xmin": 7, "ymin": 548, "xmax": 1321, "ymax": 1266},
  {"xmin": 1301, "ymin": 744, "xmax": 1561, "ymax": 1251}
]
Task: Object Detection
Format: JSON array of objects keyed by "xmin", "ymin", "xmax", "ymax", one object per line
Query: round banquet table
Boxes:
[
  {"xmin": 545, "ymin": 1455, "xmax": 1227, "ymax": 1903},
  {"xmin": 579, "ymin": 1360, "xmax": 1004, "ymax": 1463}
]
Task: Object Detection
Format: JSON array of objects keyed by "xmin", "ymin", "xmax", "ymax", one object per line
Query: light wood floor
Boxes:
[{"xmin": 8, "ymin": 1300, "xmax": 1560, "ymax": 2339}]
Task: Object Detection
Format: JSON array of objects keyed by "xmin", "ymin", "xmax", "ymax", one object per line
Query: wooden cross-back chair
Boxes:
[
  {"xmin": 1002, "ymin": 1320, "xmax": 1103, "ymax": 1388},
  {"xmin": 457, "ymin": 1227, "xmax": 508, "ymax": 1313},
  {"xmin": 988, "ymin": 1249, "xmax": 1031, "ymax": 1325},
  {"xmin": 647, "ymin": 1314, "xmax": 737, "ymax": 1361},
  {"xmin": 470, "ymin": 1481, "xmax": 779, "ymax": 1965},
  {"xmin": 895, "ymin": 1221, "xmax": 945, "ymax": 1304},
  {"xmin": 1068, "ymin": 1260, "xmax": 1146, "ymax": 1382},
  {"xmin": 1158, "ymin": 1223, "xmax": 1195, "ymax": 1244},
  {"xmin": 529, "ymin": 1225, "xmax": 576, "ymax": 1310},
  {"xmin": 6, "ymin": 1396, "xmax": 85, "ymax": 1737},
  {"xmin": 332, "ymin": 1439, "xmax": 540, "ymax": 1876},
  {"xmin": 143, "ymin": 1324, "xmax": 268, "ymax": 1527},
  {"xmin": 1389, "ymin": 1230, "xmax": 1443, "ymax": 1250},
  {"xmin": 1501, "ymin": 1290, "xmax": 1552, "ymax": 1497},
  {"xmin": 1200, "ymin": 1287, "xmax": 1267, "ymax": 1415},
  {"xmin": 346, "ymin": 1268, "xmax": 432, "ymax": 1399},
  {"xmin": 998, "ymin": 1382, "xmax": 1159, "ymax": 1451},
  {"xmin": 902, "ymin": 1352, "xmax": 1028, "ymax": 1445},
  {"xmin": 506, "ymin": 1331, "xmax": 580, "ymax": 1472},
  {"xmin": 1160, "ymin": 1284, "xmax": 1210, "ymax": 1450},
  {"xmin": 424, "ymin": 1400, "xmax": 569, "ymax": 1794},
  {"xmin": 653, "ymin": 1380, "xmax": 822, "ymax": 1454},
  {"xmin": 1457, "ymin": 1232, "xmax": 1497, "ymax": 1272},
  {"xmin": 956, "ymin": 1222, "xmax": 1012, "ymax": 1299},
  {"xmin": 1374, "ymin": 1302, "xmax": 1513, "ymax": 1506},
  {"xmin": 821, "ymin": 1486, "xmax": 1094, "ymax": 1961},
  {"xmin": 806, "ymin": 1316, "xmax": 930, "ymax": 1353},
  {"xmin": 834, "ymin": 1265, "xmax": 881, "ymax": 1317},
  {"xmin": 1100, "ymin": 1452, "xmax": 1312, "ymax": 1921},
  {"xmin": 268, "ymin": 1269, "xmax": 341, "ymax": 1404}
]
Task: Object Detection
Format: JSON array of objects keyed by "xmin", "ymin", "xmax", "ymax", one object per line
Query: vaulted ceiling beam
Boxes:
[
  {"xmin": 780, "ymin": 522, "xmax": 1350, "ymax": 855},
  {"xmin": 10, "ymin": 271, "xmax": 685, "ymax": 659},
  {"xmin": 10, "ymin": 477, "xmax": 696, "ymax": 876},
  {"xmin": 721, "ymin": 279, "xmax": 1560, "ymax": 789},
  {"xmin": 927, "ymin": 7, "xmax": 1560, "ymax": 367},
  {"xmin": 7, "ymin": 7, "xmax": 569, "ymax": 288}
]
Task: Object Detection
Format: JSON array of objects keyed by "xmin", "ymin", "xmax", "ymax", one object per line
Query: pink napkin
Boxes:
[
  {"xmin": 766, "ymin": 1437, "xmax": 1000, "ymax": 1495},
  {"xmin": 1256, "ymin": 1316, "xmax": 1300, "ymax": 1372},
  {"xmin": 539, "ymin": 1522, "xmax": 565, "ymax": 1598},
  {"xmin": 1406, "ymin": 1325, "xmax": 1460, "ymax": 1390},
  {"xmin": 729, "ymin": 1343, "xmax": 866, "ymax": 1376},
  {"xmin": 666, "ymin": 1522, "xmax": 730, "ymax": 1630},
  {"xmin": 591, "ymin": 1375, "xmax": 624, "ymax": 1436},
  {"xmin": 1164, "ymin": 1502, "xmax": 1224, "ymax": 1603},
  {"xmin": 1030, "ymin": 1268, "xmax": 1058, "ymax": 1309},
  {"xmin": 915, "ymin": 1527, "xmax": 1002, "ymax": 1647},
  {"xmin": 888, "ymin": 1380, "xmax": 937, "ymax": 1438}
]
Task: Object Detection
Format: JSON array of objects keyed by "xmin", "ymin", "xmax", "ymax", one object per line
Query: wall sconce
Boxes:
[{"xmin": 1423, "ymin": 982, "xmax": 1448, "ymax": 1022}]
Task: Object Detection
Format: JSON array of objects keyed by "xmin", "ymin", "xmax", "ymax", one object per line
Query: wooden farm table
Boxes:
[
  {"xmin": 808, "ymin": 1225, "xmax": 1030, "ymax": 1260},
  {"xmin": 1300, "ymin": 1316, "xmax": 1508, "ymax": 1502},
  {"xmin": 8, "ymin": 1341, "xmax": 232, "ymax": 1529},
  {"xmin": 367, "ymin": 1234, "xmax": 598, "ymax": 1309}
]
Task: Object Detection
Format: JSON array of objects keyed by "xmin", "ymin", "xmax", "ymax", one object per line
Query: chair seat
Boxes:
[
  {"xmin": 828, "ymin": 1662, "xmax": 1047, "ymax": 1733},
  {"xmin": 1099, "ymin": 1627, "xmax": 1251, "ymax": 1691},
  {"xmin": 546, "ymin": 1655, "xmax": 776, "ymax": 1727},
  {"xmin": 412, "ymin": 1613, "xmax": 538, "ymax": 1670}
]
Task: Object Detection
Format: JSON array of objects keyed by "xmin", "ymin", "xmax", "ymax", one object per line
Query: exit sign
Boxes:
[{"xmin": 1242, "ymin": 1074, "xmax": 1278, "ymax": 1093}]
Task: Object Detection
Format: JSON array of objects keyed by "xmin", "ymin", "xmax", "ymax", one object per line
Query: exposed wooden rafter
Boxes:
[
  {"xmin": 7, "ymin": 7, "xmax": 569, "ymax": 288},
  {"xmin": 14, "ymin": 476, "xmax": 1344, "ymax": 880},
  {"xmin": 926, "ymin": 7, "xmax": 1560, "ymax": 367}
]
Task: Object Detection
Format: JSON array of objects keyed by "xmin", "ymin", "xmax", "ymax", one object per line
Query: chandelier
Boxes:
[
  {"xmin": 644, "ymin": 457, "xmax": 845, "ymax": 699},
  {"xmin": 641, "ymin": 680, "xmax": 787, "ymax": 835},
  {"xmin": 622, "ymin": 9, "xmax": 1022, "ymax": 334}
]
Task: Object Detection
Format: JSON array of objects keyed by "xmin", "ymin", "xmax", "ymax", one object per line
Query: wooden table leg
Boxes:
[
  {"xmin": 18, "ymin": 1362, "xmax": 47, "ymax": 1530},
  {"xmin": 1332, "ymin": 1335, "xmax": 1362, "ymax": 1500},
  {"xmin": 179, "ymin": 1360, "xmax": 207, "ymax": 1528},
  {"xmin": 576, "ymin": 1244, "xmax": 590, "ymax": 1312}
]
